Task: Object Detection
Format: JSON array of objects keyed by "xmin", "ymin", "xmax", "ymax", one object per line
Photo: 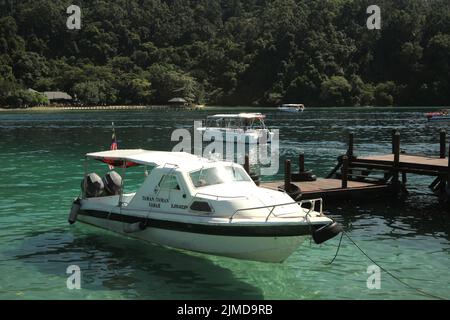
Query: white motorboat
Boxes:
[
  {"xmin": 278, "ymin": 104, "xmax": 305, "ymax": 113},
  {"xmin": 197, "ymin": 113, "xmax": 274, "ymax": 144},
  {"xmin": 69, "ymin": 149, "xmax": 341, "ymax": 263}
]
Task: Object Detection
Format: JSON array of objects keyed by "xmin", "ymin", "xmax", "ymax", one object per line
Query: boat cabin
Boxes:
[{"xmin": 81, "ymin": 149, "xmax": 255, "ymax": 216}]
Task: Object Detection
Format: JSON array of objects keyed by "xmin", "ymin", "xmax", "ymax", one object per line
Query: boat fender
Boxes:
[
  {"xmin": 68, "ymin": 198, "xmax": 81, "ymax": 225},
  {"xmin": 123, "ymin": 221, "xmax": 147, "ymax": 233},
  {"xmin": 312, "ymin": 221, "xmax": 343, "ymax": 245},
  {"xmin": 298, "ymin": 171, "xmax": 317, "ymax": 182},
  {"xmin": 280, "ymin": 183, "xmax": 302, "ymax": 201},
  {"xmin": 250, "ymin": 173, "xmax": 260, "ymax": 186}
]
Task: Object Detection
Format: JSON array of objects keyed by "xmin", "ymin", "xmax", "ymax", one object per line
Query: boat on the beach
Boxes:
[
  {"xmin": 425, "ymin": 110, "xmax": 450, "ymax": 122},
  {"xmin": 197, "ymin": 113, "xmax": 274, "ymax": 144},
  {"xmin": 278, "ymin": 104, "xmax": 305, "ymax": 113},
  {"xmin": 69, "ymin": 149, "xmax": 341, "ymax": 263}
]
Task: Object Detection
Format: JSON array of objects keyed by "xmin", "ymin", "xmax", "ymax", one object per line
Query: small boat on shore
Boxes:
[
  {"xmin": 197, "ymin": 113, "xmax": 274, "ymax": 144},
  {"xmin": 69, "ymin": 149, "xmax": 341, "ymax": 263},
  {"xmin": 425, "ymin": 110, "xmax": 450, "ymax": 122},
  {"xmin": 278, "ymin": 104, "xmax": 305, "ymax": 113}
]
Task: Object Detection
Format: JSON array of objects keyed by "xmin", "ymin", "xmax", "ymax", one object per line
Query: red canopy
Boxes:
[{"xmin": 96, "ymin": 158, "xmax": 139, "ymax": 168}]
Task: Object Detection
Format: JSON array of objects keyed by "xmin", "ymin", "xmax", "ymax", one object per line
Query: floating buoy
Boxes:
[
  {"xmin": 68, "ymin": 198, "xmax": 81, "ymax": 225},
  {"xmin": 312, "ymin": 221, "xmax": 343, "ymax": 244}
]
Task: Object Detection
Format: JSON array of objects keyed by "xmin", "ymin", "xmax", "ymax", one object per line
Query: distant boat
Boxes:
[
  {"xmin": 278, "ymin": 104, "xmax": 305, "ymax": 113},
  {"xmin": 197, "ymin": 113, "xmax": 274, "ymax": 144},
  {"xmin": 425, "ymin": 110, "xmax": 450, "ymax": 122}
]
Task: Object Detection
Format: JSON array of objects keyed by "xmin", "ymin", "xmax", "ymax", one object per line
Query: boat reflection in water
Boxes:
[{"xmin": 69, "ymin": 149, "xmax": 342, "ymax": 263}]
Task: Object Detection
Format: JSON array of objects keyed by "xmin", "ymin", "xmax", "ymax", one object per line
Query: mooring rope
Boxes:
[{"xmin": 329, "ymin": 230, "xmax": 446, "ymax": 300}]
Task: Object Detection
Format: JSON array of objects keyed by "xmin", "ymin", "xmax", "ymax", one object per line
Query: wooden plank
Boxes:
[
  {"xmin": 358, "ymin": 154, "xmax": 448, "ymax": 168},
  {"xmin": 260, "ymin": 178, "xmax": 381, "ymax": 192}
]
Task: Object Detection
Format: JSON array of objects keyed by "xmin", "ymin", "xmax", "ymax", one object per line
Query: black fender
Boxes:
[
  {"xmin": 312, "ymin": 221, "xmax": 343, "ymax": 244},
  {"xmin": 280, "ymin": 183, "xmax": 302, "ymax": 201},
  {"xmin": 68, "ymin": 198, "xmax": 81, "ymax": 225}
]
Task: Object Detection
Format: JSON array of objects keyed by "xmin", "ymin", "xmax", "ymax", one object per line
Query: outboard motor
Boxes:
[
  {"xmin": 103, "ymin": 171, "xmax": 122, "ymax": 196},
  {"xmin": 81, "ymin": 173, "xmax": 104, "ymax": 198}
]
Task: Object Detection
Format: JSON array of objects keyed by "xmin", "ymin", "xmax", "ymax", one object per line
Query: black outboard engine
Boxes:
[
  {"xmin": 103, "ymin": 171, "xmax": 122, "ymax": 196},
  {"xmin": 81, "ymin": 173, "xmax": 104, "ymax": 198}
]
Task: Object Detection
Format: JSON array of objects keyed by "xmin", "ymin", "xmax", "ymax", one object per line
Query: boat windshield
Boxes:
[{"xmin": 190, "ymin": 166, "xmax": 251, "ymax": 188}]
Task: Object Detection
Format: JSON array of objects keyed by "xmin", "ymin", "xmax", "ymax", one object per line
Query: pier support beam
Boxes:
[
  {"xmin": 440, "ymin": 130, "xmax": 447, "ymax": 159},
  {"xmin": 447, "ymin": 142, "xmax": 450, "ymax": 197},
  {"xmin": 244, "ymin": 154, "xmax": 250, "ymax": 174},
  {"xmin": 284, "ymin": 159, "xmax": 292, "ymax": 191},
  {"xmin": 299, "ymin": 153, "xmax": 305, "ymax": 174},
  {"xmin": 347, "ymin": 133, "xmax": 354, "ymax": 159},
  {"xmin": 341, "ymin": 155, "xmax": 348, "ymax": 189},
  {"xmin": 392, "ymin": 129, "xmax": 399, "ymax": 154},
  {"xmin": 392, "ymin": 131, "xmax": 401, "ymax": 189}
]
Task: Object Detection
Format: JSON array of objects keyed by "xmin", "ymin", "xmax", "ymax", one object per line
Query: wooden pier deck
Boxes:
[
  {"xmin": 260, "ymin": 178, "xmax": 393, "ymax": 201},
  {"xmin": 355, "ymin": 154, "xmax": 449, "ymax": 175},
  {"xmin": 252, "ymin": 129, "xmax": 450, "ymax": 203}
]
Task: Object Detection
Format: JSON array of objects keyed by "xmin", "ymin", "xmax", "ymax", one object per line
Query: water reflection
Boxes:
[{"xmin": 13, "ymin": 228, "xmax": 263, "ymax": 299}]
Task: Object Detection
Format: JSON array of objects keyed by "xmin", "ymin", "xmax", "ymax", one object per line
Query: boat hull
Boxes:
[
  {"xmin": 278, "ymin": 108, "xmax": 302, "ymax": 113},
  {"xmin": 77, "ymin": 212, "xmax": 309, "ymax": 263}
]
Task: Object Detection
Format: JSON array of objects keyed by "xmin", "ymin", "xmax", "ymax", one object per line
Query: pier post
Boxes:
[
  {"xmin": 447, "ymin": 142, "xmax": 450, "ymax": 188},
  {"xmin": 341, "ymin": 155, "xmax": 348, "ymax": 189},
  {"xmin": 440, "ymin": 130, "xmax": 446, "ymax": 159},
  {"xmin": 299, "ymin": 153, "xmax": 305, "ymax": 174},
  {"xmin": 244, "ymin": 154, "xmax": 250, "ymax": 174},
  {"xmin": 392, "ymin": 129, "xmax": 399, "ymax": 154},
  {"xmin": 393, "ymin": 131, "xmax": 401, "ymax": 186},
  {"xmin": 284, "ymin": 159, "xmax": 292, "ymax": 191},
  {"xmin": 347, "ymin": 133, "xmax": 354, "ymax": 158}
]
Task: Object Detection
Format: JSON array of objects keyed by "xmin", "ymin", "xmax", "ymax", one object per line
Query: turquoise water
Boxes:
[{"xmin": 0, "ymin": 107, "xmax": 449, "ymax": 299}]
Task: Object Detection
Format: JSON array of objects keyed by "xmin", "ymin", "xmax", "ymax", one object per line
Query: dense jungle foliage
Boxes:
[{"xmin": 0, "ymin": 0, "xmax": 449, "ymax": 107}]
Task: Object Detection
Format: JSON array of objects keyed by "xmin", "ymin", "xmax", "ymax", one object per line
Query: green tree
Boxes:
[{"xmin": 320, "ymin": 76, "xmax": 352, "ymax": 106}]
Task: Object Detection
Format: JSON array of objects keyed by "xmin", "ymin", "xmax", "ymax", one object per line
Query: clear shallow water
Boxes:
[{"xmin": 0, "ymin": 107, "xmax": 449, "ymax": 300}]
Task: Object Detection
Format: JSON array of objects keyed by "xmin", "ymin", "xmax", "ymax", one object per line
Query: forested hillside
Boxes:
[{"xmin": 1, "ymin": 0, "xmax": 449, "ymax": 107}]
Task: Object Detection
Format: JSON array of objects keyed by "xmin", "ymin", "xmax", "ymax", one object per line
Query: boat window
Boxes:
[
  {"xmin": 190, "ymin": 166, "xmax": 251, "ymax": 188},
  {"xmin": 158, "ymin": 175, "xmax": 181, "ymax": 190}
]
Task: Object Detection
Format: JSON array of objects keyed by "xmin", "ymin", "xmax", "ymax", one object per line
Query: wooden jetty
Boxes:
[{"xmin": 256, "ymin": 129, "xmax": 450, "ymax": 203}]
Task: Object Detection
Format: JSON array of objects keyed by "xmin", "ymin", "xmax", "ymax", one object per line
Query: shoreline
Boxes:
[
  {"xmin": 0, "ymin": 105, "xmax": 206, "ymax": 112},
  {"xmin": 0, "ymin": 104, "xmax": 447, "ymax": 112}
]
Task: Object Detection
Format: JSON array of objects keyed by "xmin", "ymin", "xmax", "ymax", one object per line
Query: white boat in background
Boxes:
[
  {"xmin": 197, "ymin": 113, "xmax": 274, "ymax": 144},
  {"xmin": 69, "ymin": 149, "xmax": 342, "ymax": 263},
  {"xmin": 278, "ymin": 104, "xmax": 305, "ymax": 113}
]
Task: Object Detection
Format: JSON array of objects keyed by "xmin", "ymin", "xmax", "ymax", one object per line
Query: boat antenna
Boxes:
[{"xmin": 108, "ymin": 122, "xmax": 118, "ymax": 170}]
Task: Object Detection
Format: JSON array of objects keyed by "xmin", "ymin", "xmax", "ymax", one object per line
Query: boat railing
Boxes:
[
  {"xmin": 228, "ymin": 198, "xmax": 323, "ymax": 223},
  {"xmin": 191, "ymin": 192, "xmax": 249, "ymax": 201}
]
